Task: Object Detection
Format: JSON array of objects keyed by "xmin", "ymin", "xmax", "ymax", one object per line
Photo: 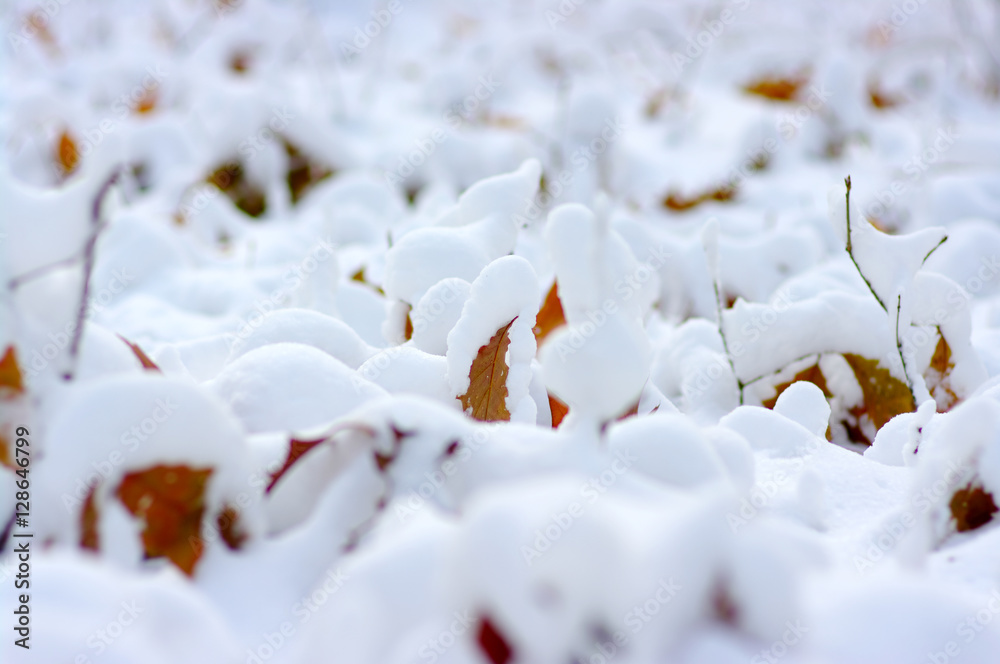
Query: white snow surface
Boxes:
[{"xmin": 2, "ymin": 0, "xmax": 1000, "ymax": 663}]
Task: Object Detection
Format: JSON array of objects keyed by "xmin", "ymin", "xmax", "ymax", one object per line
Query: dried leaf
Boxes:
[
  {"xmin": 116, "ymin": 465, "xmax": 213, "ymax": 576},
  {"xmin": 459, "ymin": 318, "xmax": 517, "ymax": 422},
  {"xmin": 56, "ymin": 129, "xmax": 80, "ymax": 179},
  {"xmin": 118, "ymin": 335, "xmax": 161, "ymax": 372},
  {"xmin": 81, "ymin": 486, "xmax": 100, "ymax": 552},
  {"xmin": 404, "ymin": 306, "xmax": 414, "ymax": 342},
  {"xmin": 843, "ymin": 353, "xmax": 915, "ymax": 434},
  {"xmin": 206, "ymin": 162, "xmax": 266, "ymax": 217},
  {"xmin": 548, "ymin": 392, "xmax": 569, "ymax": 428},
  {"xmin": 925, "ymin": 331, "xmax": 959, "ymax": 411},
  {"xmin": 133, "ymin": 87, "xmax": 158, "ymax": 114},
  {"xmin": 350, "ymin": 267, "xmax": 385, "ymax": 295},
  {"xmin": 868, "ymin": 82, "xmax": 902, "ymax": 110},
  {"xmin": 743, "ymin": 75, "xmax": 807, "ymax": 102},
  {"xmin": 663, "ymin": 184, "xmax": 736, "ymax": 212},
  {"xmin": 266, "ymin": 437, "xmax": 326, "ymax": 493},
  {"xmin": 950, "ymin": 483, "xmax": 998, "ymax": 532},
  {"xmin": 0, "ymin": 346, "xmax": 25, "ymax": 397},
  {"xmin": 762, "ymin": 363, "xmax": 831, "ymax": 410},
  {"xmin": 285, "ymin": 139, "xmax": 334, "ymax": 205},
  {"xmin": 532, "ymin": 282, "xmax": 566, "ymax": 346},
  {"xmin": 617, "ymin": 400, "xmax": 640, "ymax": 421},
  {"xmin": 476, "ymin": 616, "xmax": 514, "ymax": 664},
  {"xmin": 217, "ymin": 504, "xmax": 246, "ymax": 550}
]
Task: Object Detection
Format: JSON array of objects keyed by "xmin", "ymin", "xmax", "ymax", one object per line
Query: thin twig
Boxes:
[
  {"xmin": 63, "ymin": 169, "xmax": 121, "ymax": 381},
  {"xmin": 921, "ymin": 235, "xmax": 948, "ymax": 265},
  {"xmin": 844, "ymin": 176, "xmax": 887, "ymax": 311},
  {"xmin": 711, "ymin": 262, "xmax": 744, "ymax": 405},
  {"xmin": 7, "ymin": 252, "xmax": 83, "ymax": 290},
  {"xmin": 895, "ymin": 294, "xmax": 915, "ymax": 395},
  {"xmin": 742, "ymin": 353, "xmax": 824, "ymax": 388}
]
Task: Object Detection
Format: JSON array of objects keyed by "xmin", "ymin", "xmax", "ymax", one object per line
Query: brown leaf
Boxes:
[
  {"xmin": 843, "ymin": 353, "xmax": 915, "ymax": 434},
  {"xmin": 118, "ymin": 335, "xmax": 161, "ymax": 372},
  {"xmin": 743, "ymin": 75, "xmax": 807, "ymax": 102},
  {"xmin": 81, "ymin": 485, "xmax": 100, "ymax": 552},
  {"xmin": 459, "ymin": 318, "xmax": 517, "ymax": 422},
  {"xmin": 532, "ymin": 282, "xmax": 566, "ymax": 346},
  {"xmin": 950, "ymin": 483, "xmax": 998, "ymax": 532},
  {"xmin": 762, "ymin": 363, "xmax": 831, "ymax": 410},
  {"xmin": 266, "ymin": 437, "xmax": 326, "ymax": 493},
  {"xmin": 925, "ymin": 331, "xmax": 959, "ymax": 411},
  {"xmin": 404, "ymin": 306, "xmax": 414, "ymax": 342},
  {"xmin": 116, "ymin": 465, "xmax": 213, "ymax": 576},
  {"xmin": 476, "ymin": 616, "xmax": 514, "ymax": 664},
  {"xmin": 56, "ymin": 129, "xmax": 80, "ymax": 179},
  {"xmin": 548, "ymin": 392, "xmax": 569, "ymax": 428},
  {"xmin": 0, "ymin": 346, "xmax": 25, "ymax": 397}
]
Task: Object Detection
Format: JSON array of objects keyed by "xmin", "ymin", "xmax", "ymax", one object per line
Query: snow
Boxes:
[{"xmin": 4, "ymin": 0, "xmax": 1000, "ymax": 662}]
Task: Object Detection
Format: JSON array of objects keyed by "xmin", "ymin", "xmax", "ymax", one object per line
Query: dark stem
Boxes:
[
  {"xmin": 712, "ymin": 271, "xmax": 744, "ymax": 405},
  {"xmin": 895, "ymin": 294, "xmax": 915, "ymax": 396},
  {"xmin": 63, "ymin": 169, "xmax": 121, "ymax": 381},
  {"xmin": 7, "ymin": 252, "xmax": 82, "ymax": 290}
]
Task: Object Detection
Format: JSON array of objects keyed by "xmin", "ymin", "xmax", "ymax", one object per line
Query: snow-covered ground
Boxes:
[{"xmin": 2, "ymin": 0, "xmax": 1000, "ymax": 662}]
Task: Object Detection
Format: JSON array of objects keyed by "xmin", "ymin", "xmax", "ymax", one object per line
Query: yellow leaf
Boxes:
[{"xmin": 459, "ymin": 318, "xmax": 517, "ymax": 422}]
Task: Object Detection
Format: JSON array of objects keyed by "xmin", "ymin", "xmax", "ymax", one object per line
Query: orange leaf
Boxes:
[
  {"xmin": 459, "ymin": 318, "xmax": 516, "ymax": 422},
  {"xmin": 0, "ymin": 346, "xmax": 24, "ymax": 397},
  {"xmin": 843, "ymin": 353, "xmax": 915, "ymax": 433},
  {"xmin": 548, "ymin": 392, "xmax": 569, "ymax": 428},
  {"xmin": 56, "ymin": 129, "xmax": 80, "ymax": 178},
  {"xmin": 116, "ymin": 465, "xmax": 213, "ymax": 576},
  {"xmin": 118, "ymin": 335, "xmax": 161, "ymax": 372},
  {"xmin": 950, "ymin": 483, "xmax": 998, "ymax": 532},
  {"xmin": 533, "ymin": 282, "xmax": 566, "ymax": 346},
  {"xmin": 80, "ymin": 486, "xmax": 100, "ymax": 552}
]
